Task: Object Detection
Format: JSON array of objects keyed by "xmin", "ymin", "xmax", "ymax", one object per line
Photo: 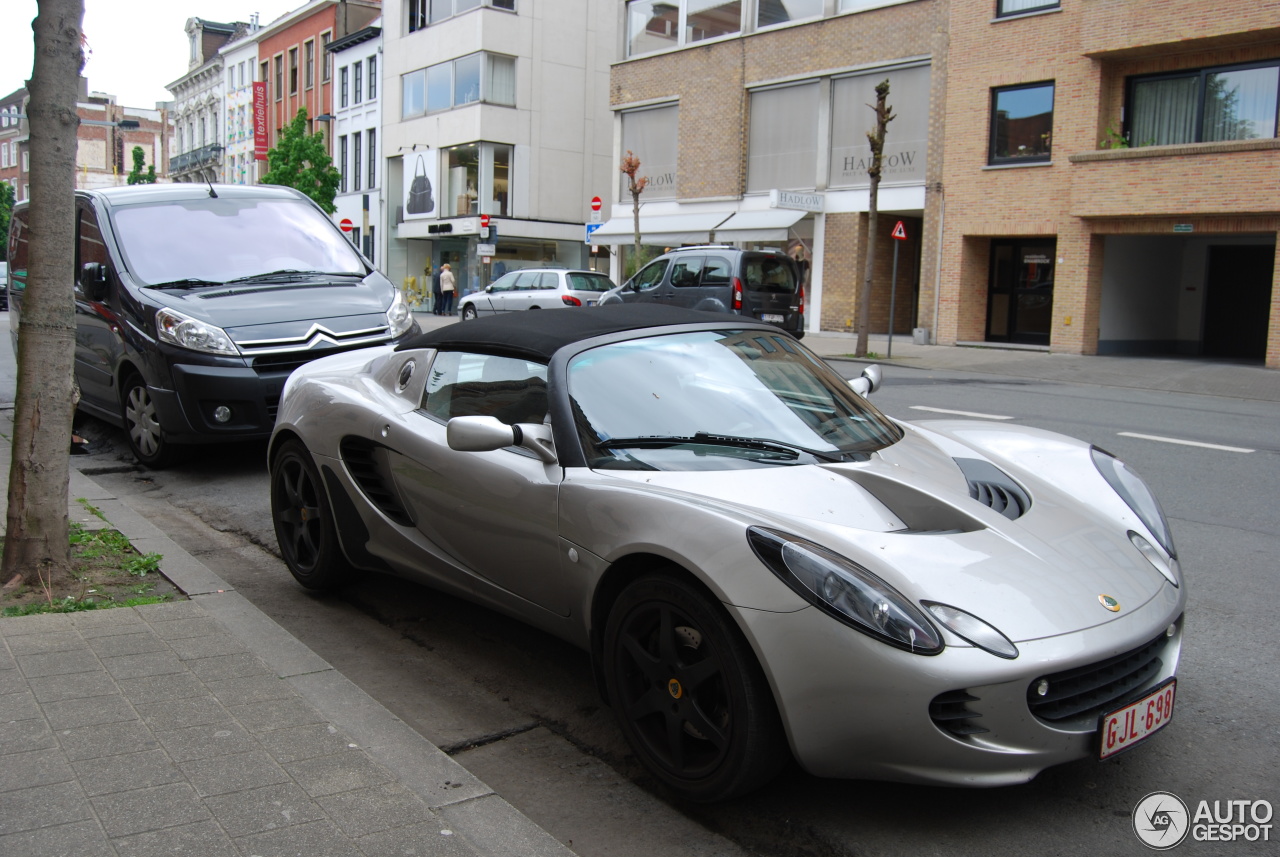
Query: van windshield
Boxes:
[{"xmin": 111, "ymin": 198, "xmax": 366, "ymax": 286}]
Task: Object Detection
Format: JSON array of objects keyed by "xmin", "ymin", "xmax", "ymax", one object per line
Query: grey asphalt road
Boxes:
[{"xmin": 5, "ymin": 317, "xmax": 1277, "ymax": 856}]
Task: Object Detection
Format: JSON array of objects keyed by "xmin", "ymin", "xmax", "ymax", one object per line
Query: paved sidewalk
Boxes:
[{"xmin": 0, "ymin": 410, "xmax": 574, "ymax": 857}]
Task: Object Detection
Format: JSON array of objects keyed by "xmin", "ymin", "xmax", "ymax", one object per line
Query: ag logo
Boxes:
[{"xmin": 1133, "ymin": 791, "xmax": 1190, "ymax": 849}]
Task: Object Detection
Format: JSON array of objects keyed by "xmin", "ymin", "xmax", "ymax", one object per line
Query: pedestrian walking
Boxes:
[
  {"xmin": 440, "ymin": 263, "xmax": 456, "ymax": 315},
  {"xmin": 431, "ymin": 266, "xmax": 444, "ymax": 315}
]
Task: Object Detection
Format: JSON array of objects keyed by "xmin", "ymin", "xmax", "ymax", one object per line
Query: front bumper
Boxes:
[{"xmin": 735, "ymin": 580, "xmax": 1185, "ymax": 786}]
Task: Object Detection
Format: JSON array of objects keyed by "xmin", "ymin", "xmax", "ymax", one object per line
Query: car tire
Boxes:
[
  {"xmin": 120, "ymin": 373, "xmax": 183, "ymax": 468},
  {"xmin": 461, "ymin": 304, "xmax": 478, "ymax": 320},
  {"xmin": 603, "ymin": 574, "xmax": 787, "ymax": 802},
  {"xmin": 270, "ymin": 439, "xmax": 353, "ymax": 590}
]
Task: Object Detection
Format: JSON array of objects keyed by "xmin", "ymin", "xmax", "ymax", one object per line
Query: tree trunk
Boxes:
[
  {"xmin": 2, "ymin": 0, "xmax": 84, "ymax": 591},
  {"xmin": 857, "ymin": 80, "xmax": 894, "ymax": 359}
]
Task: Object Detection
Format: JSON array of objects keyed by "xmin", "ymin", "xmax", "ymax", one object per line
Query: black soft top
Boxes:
[{"xmin": 398, "ymin": 304, "xmax": 777, "ymax": 362}]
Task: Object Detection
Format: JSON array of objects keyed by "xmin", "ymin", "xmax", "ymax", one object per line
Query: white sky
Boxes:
[{"xmin": 1, "ymin": 1, "xmax": 307, "ymax": 108}]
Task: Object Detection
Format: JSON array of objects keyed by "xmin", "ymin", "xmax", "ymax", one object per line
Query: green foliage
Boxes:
[
  {"xmin": 126, "ymin": 145, "xmax": 157, "ymax": 184},
  {"xmin": 0, "ymin": 181, "xmax": 12, "ymax": 241},
  {"xmin": 261, "ymin": 108, "xmax": 341, "ymax": 213},
  {"xmin": 124, "ymin": 553, "xmax": 163, "ymax": 577},
  {"xmin": 1099, "ymin": 126, "xmax": 1130, "ymax": 149}
]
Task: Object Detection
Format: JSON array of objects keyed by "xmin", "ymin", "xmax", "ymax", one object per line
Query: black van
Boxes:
[
  {"xmin": 600, "ymin": 245, "xmax": 805, "ymax": 338},
  {"xmin": 6, "ymin": 184, "xmax": 419, "ymax": 467}
]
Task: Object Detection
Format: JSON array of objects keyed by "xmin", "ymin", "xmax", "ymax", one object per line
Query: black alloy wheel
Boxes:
[
  {"xmin": 120, "ymin": 373, "xmax": 182, "ymax": 468},
  {"xmin": 603, "ymin": 575, "xmax": 786, "ymax": 802},
  {"xmin": 270, "ymin": 439, "xmax": 352, "ymax": 590}
]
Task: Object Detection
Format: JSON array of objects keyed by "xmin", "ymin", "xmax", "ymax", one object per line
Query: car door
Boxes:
[
  {"xmin": 665, "ymin": 254, "xmax": 707, "ymax": 311},
  {"xmin": 501, "ymin": 271, "xmax": 544, "ymax": 311},
  {"xmin": 73, "ymin": 202, "xmax": 124, "ymax": 412},
  {"xmin": 524, "ymin": 272, "xmax": 560, "ymax": 309},
  {"xmin": 386, "ymin": 349, "xmax": 569, "ymax": 615},
  {"xmin": 474, "ymin": 270, "xmax": 519, "ymax": 315},
  {"xmin": 618, "ymin": 258, "xmax": 670, "ymax": 304}
]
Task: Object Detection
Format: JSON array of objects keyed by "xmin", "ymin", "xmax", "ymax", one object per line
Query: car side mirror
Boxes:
[
  {"xmin": 447, "ymin": 415, "xmax": 557, "ymax": 463},
  {"xmin": 485, "ymin": 285, "xmax": 494, "ymax": 292},
  {"xmin": 81, "ymin": 262, "xmax": 109, "ymax": 301},
  {"xmin": 848, "ymin": 365, "xmax": 882, "ymax": 397}
]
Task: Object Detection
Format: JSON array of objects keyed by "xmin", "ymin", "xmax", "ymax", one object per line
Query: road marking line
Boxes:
[
  {"xmin": 910, "ymin": 406, "xmax": 1014, "ymax": 420},
  {"xmin": 1118, "ymin": 431, "xmax": 1254, "ymax": 453}
]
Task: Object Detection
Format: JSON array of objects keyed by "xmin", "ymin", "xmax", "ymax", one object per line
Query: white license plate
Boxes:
[
  {"xmin": 587, "ymin": 301, "xmax": 597, "ymax": 306},
  {"xmin": 1098, "ymin": 678, "xmax": 1176, "ymax": 760},
  {"xmin": 761, "ymin": 313, "xmax": 784, "ymax": 323}
]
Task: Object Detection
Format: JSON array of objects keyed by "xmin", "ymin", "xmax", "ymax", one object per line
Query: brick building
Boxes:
[
  {"xmin": 937, "ymin": 0, "xmax": 1280, "ymax": 368},
  {"xmin": 0, "ymin": 88, "xmax": 25, "ymax": 201},
  {"xmin": 602, "ymin": 0, "xmax": 949, "ymax": 338}
]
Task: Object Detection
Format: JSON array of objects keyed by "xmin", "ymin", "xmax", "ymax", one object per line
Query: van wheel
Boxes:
[
  {"xmin": 462, "ymin": 304, "xmax": 478, "ymax": 320},
  {"xmin": 120, "ymin": 373, "xmax": 183, "ymax": 468}
]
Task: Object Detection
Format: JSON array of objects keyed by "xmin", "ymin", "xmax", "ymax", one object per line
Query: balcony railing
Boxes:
[{"xmin": 171, "ymin": 144, "xmax": 224, "ymax": 174}]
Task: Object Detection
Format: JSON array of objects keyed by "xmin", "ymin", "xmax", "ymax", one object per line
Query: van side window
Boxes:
[
  {"xmin": 670, "ymin": 256, "xmax": 704, "ymax": 288},
  {"xmin": 702, "ymin": 257, "xmax": 732, "ymax": 286},
  {"xmin": 629, "ymin": 259, "xmax": 668, "ymax": 291},
  {"xmin": 75, "ymin": 208, "xmax": 109, "ymax": 295}
]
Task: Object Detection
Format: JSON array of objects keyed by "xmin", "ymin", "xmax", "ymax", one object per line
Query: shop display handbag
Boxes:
[{"xmin": 406, "ymin": 154, "xmax": 434, "ymax": 215}]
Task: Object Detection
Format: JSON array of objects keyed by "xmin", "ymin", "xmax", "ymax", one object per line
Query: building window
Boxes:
[
  {"xmin": 626, "ymin": 0, "xmax": 741, "ymax": 58},
  {"xmin": 289, "ymin": 48, "xmax": 299, "ymax": 95},
  {"xmin": 830, "ymin": 65, "xmax": 931, "ymax": 187},
  {"xmin": 442, "ymin": 141, "xmax": 513, "ymax": 217},
  {"xmin": 996, "ymin": 0, "xmax": 1059, "ymax": 17},
  {"xmin": 353, "ymin": 131, "xmax": 362, "ymax": 191},
  {"xmin": 409, "ymin": 0, "xmax": 428, "ymax": 32},
  {"xmin": 227, "ymin": 69, "xmax": 235, "ymax": 92},
  {"xmin": 354, "ymin": 61, "xmax": 363, "ymax": 105},
  {"xmin": 339, "ymin": 135, "xmax": 348, "ymax": 193},
  {"xmin": 747, "ymin": 82, "xmax": 819, "ymax": 192},
  {"xmin": 620, "ymin": 104, "xmax": 678, "ymax": 200},
  {"xmin": 989, "ymin": 81, "xmax": 1054, "ymax": 164},
  {"xmin": 401, "ymin": 53, "xmax": 516, "ymax": 119},
  {"xmin": 340, "ymin": 66, "xmax": 349, "ymax": 108},
  {"xmin": 1128, "ymin": 61, "xmax": 1280, "ymax": 147},
  {"xmin": 305, "ymin": 40, "xmax": 315, "ymax": 89},
  {"xmin": 368, "ymin": 57, "xmax": 377, "ymax": 99},
  {"xmin": 757, "ymin": 0, "xmax": 821, "ymax": 28},
  {"xmin": 367, "ymin": 128, "xmax": 376, "ymax": 187},
  {"xmin": 275, "ymin": 55, "xmax": 284, "ymax": 100},
  {"xmin": 322, "ymin": 32, "xmax": 332, "ymax": 81}
]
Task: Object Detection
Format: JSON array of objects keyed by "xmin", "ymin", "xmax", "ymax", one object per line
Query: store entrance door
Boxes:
[
  {"xmin": 986, "ymin": 239, "xmax": 1056, "ymax": 346},
  {"xmin": 1203, "ymin": 245, "xmax": 1273, "ymax": 360}
]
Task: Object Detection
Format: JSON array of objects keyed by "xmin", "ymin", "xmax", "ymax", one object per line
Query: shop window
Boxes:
[
  {"xmin": 996, "ymin": 0, "xmax": 1059, "ymax": 17},
  {"xmin": 443, "ymin": 142, "xmax": 512, "ymax": 217},
  {"xmin": 620, "ymin": 104, "xmax": 678, "ymax": 200},
  {"xmin": 747, "ymin": 82, "xmax": 819, "ymax": 192},
  {"xmin": 1128, "ymin": 61, "xmax": 1279, "ymax": 147},
  {"xmin": 989, "ymin": 82, "xmax": 1054, "ymax": 164},
  {"xmin": 830, "ymin": 65, "xmax": 931, "ymax": 187}
]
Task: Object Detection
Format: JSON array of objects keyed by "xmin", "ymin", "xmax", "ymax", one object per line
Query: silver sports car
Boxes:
[{"xmin": 269, "ymin": 304, "xmax": 1185, "ymax": 801}]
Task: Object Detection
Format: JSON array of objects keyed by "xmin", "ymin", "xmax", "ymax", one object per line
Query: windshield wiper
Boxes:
[
  {"xmin": 598, "ymin": 431, "xmax": 850, "ymax": 463},
  {"xmin": 223, "ymin": 269, "xmax": 364, "ymax": 284},
  {"xmin": 146, "ymin": 278, "xmax": 226, "ymax": 289}
]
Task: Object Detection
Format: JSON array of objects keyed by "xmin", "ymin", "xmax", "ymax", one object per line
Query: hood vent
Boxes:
[{"xmin": 954, "ymin": 458, "xmax": 1031, "ymax": 521}]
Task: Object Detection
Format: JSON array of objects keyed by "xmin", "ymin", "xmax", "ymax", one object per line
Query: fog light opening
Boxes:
[
  {"xmin": 212, "ymin": 405, "xmax": 233, "ymax": 424},
  {"xmin": 1036, "ymin": 679, "xmax": 1050, "ymax": 697}
]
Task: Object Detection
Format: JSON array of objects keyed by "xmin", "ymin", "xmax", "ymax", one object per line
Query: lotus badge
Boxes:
[{"xmin": 1098, "ymin": 594, "xmax": 1121, "ymax": 612}]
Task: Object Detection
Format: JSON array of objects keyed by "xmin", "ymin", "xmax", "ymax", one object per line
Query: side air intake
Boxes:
[{"xmin": 954, "ymin": 458, "xmax": 1031, "ymax": 521}]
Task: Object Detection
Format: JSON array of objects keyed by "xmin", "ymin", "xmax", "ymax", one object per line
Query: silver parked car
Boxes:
[
  {"xmin": 458, "ymin": 267, "xmax": 615, "ymax": 319},
  {"xmin": 268, "ymin": 305, "xmax": 1185, "ymax": 801}
]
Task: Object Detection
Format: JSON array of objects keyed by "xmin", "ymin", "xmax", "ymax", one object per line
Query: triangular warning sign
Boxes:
[{"xmin": 891, "ymin": 221, "xmax": 907, "ymax": 240}]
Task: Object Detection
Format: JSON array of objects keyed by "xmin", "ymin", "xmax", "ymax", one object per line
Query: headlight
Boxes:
[
  {"xmin": 155, "ymin": 307, "xmax": 239, "ymax": 357},
  {"xmin": 1091, "ymin": 448, "xmax": 1175, "ymax": 557},
  {"xmin": 748, "ymin": 527, "xmax": 943, "ymax": 655},
  {"xmin": 923, "ymin": 602, "xmax": 1018, "ymax": 659},
  {"xmin": 387, "ymin": 289, "xmax": 413, "ymax": 338}
]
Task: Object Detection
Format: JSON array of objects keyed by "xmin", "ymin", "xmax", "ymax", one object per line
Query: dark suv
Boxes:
[
  {"xmin": 6, "ymin": 184, "xmax": 419, "ymax": 467},
  {"xmin": 600, "ymin": 245, "xmax": 804, "ymax": 337}
]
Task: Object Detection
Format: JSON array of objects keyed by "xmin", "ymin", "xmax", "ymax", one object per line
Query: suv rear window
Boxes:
[{"xmin": 743, "ymin": 255, "xmax": 797, "ymax": 294}]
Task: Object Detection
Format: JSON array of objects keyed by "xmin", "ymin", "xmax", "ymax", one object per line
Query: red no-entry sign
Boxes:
[
  {"xmin": 339, "ymin": 218, "xmax": 353, "ymax": 232},
  {"xmin": 480, "ymin": 214, "xmax": 490, "ymax": 228},
  {"xmin": 591, "ymin": 196, "xmax": 602, "ymax": 212}
]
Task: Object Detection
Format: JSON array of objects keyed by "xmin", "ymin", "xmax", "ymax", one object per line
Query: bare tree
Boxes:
[
  {"xmin": 857, "ymin": 79, "xmax": 894, "ymax": 358},
  {"xmin": 2, "ymin": 0, "xmax": 84, "ymax": 591},
  {"xmin": 619, "ymin": 150, "xmax": 647, "ymax": 277}
]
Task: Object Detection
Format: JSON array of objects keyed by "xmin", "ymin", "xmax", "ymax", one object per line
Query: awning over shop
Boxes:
[
  {"xmin": 711, "ymin": 209, "xmax": 806, "ymax": 242},
  {"xmin": 589, "ymin": 212, "xmax": 731, "ymax": 245}
]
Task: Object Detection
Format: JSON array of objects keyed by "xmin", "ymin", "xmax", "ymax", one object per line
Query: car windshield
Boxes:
[
  {"xmin": 567, "ymin": 273, "xmax": 615, "ymax": 292},
  {"xmin": 568, "ymin": 330, "xmax": 903, "ymax": 471},
  {"xmin": 110, "ymin": 197, "xmax": 366, "ymax": 286}
]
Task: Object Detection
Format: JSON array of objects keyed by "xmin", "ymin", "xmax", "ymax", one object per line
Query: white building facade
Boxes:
[
  {"xmin": 221, "ymin": 27, "xmax": 262, "ymax": 186},
  {"xmin": 329, "ymin": 19, "xmax": 383, "ymax": 267},
  {"xmin": 168, "ymin": 18, "xmax": 246, "ymax": 183},
  {"xmin": 380, "ymin": 0, "xmax": 616, "ymax": 300}
]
